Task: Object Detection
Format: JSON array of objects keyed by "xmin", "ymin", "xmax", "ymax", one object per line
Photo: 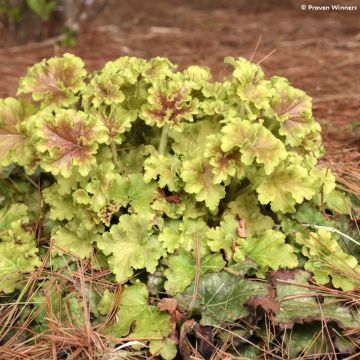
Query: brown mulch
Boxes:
[{"xmin": 0, "ymin": 0, "xmax": 359, "ymax": 196}]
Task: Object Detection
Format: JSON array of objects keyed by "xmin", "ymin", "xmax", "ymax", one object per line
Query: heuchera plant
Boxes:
[{"xmin": 0, "ymin": 54, "xmax": 359, "ymax": 358}]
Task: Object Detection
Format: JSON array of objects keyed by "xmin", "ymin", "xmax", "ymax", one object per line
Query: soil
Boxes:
[{"xmin": 0, "ymin": 0, "xmax": 359, "ymax": 193}]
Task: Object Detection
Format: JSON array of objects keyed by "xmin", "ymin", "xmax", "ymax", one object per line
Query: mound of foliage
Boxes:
[{"xmin": 0, "ymin": 54, "xmax": 359, "ymax": 358}]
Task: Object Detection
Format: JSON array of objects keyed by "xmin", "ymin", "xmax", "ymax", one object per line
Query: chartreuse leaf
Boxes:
[
  {"xmin": 158, "ymin": 220, "xmax": 182, "ymax": 253},
  {"xmin": 0, "ymin": 98, "xmax": 36, "ymax": 168},
  {"xmin": 256, "ymin": 162, "xmax": 317, "ymax": 213},
  {"xmin": 225, "ymin": 57, "xmax": 271, "ymax": 115},
  {"xmin": 99, "ymin": 106, "xmax": 138, "ymax": 144},
  {"xmin": 84, "ymin": 161, "xmax": 120, "ymax": 212},
  {"xmin": 109, "ymin": 173, "xmax": 157, "ymax": 217},
  {"xmin": 274, "ymin": 270, "xmax": 360, "ymax": 328},
  {"xmin": 0, "ymin": 204, "xmax": 40, "ymax": 293},
  {"xmin": 296, "ymin": 229, "xmax": 360, "ymax": 290},
  {"xmin": 164, "ymin": 251, "xmax": 225, "ymax": 295},
  {"xmin": 52, "ymin": 224, "xmax": 100, "ymax": 259},
  {"xmin": 18, "ymin": 53, "xmax": 86, "ymax": 108},
  {"xmin": 103, "ymin": 282, "xmax": 176, "ymax": 359},
  {"xmin": 240, "ymin": 125, "xmax": 287, "ymax": 175},
  {"xmin": 234, "ymin": 230, "xmax": 298, "ymax": 277},
  {"xmin": 170, "ymin": 119, "xmax": 221, "ymax": 159},
  {"xmin": 207, "ymin": 214, "xmax": 239, "ymax": 260},
  {"xmin": 226, "ymin": 192, "xmax": 274, "ymax": 235},
  {"xmin": 163, "ymin": 218, "xmax": 225, "ymax": 294},
  {"xmin": 82, "ymin": 72, "xmax": 125, "ymax": 109},
  {"xmin": 140, "ymin": 75, "xmax": 198, "ymax": 129},
  {"xmin": 176, "ymin": 262, "xmax": 268, "ymax": 325},
  {"xmin": 221, "ymin": 120, "xmax": 287, "ymax": 175},
  {"xmin": 182, "ymin": 157, "xmax": 225, "ymax": 211},
  {"xmin": 152, "ymin": 198, "xmax": 186, "ymax": 220},
  {"xmin": 268, "ymin": 76, "xmax": 319, "ymax": 147},
  {"xmin": 183, "ymin": 65, "xmax": 211, "ymax": 90},
  {"xmin": 160, "ymin": 218, "xmax": 213, "ymax": 255},
  {"xmin": 42, "ymin": 183, "xmax": 76, "ymax": 221},
  {"xmin": 144, "ymin": 151, "xmax": 182, "ymax": 191},
  {"xmin": 221, "ymin": 119, "xmax": 254, "ymax": 153},
  {"xmin": 204, "ymin": 134, "xmax": 245, "ymax": 184},
  {"xmin": 97, "ymin": 214, "xmax": 163, "ymax": 283},
  {"xmin": 35, "ymin": 109, "xmax": 108, "ymax": 177}
]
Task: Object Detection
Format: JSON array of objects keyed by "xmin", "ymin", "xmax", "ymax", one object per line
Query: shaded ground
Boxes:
[{"xmin": 0, "ymin": 0, "xmax": 359, "ymax": 194}]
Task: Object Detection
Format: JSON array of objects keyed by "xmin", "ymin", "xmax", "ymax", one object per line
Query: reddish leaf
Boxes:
[{"xmin": 37, "ymin": 109, "xmax": 107, "ymax": 176}]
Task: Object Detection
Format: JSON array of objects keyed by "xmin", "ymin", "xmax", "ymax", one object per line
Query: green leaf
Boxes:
[
  {"xmin": 26, "ymin": 0, "xmax": 57, "ymax": 21},
  {"xmin": 273, "ymin": 270, "xmax": 360, "ymax": 328},
  {"xmin": 105, "ymin": 282, "xmax": 175, "ymax": 358},
  {"xmin": 176, "ymin": 262, "xmax": 268, "ymax": 325},
  {"xmin": 97, "ymin": 214, "xmax": 163, "ymax": 282},
  {"xmin": 0, "ymin": 204, "xmax": 40, "ymax": 293},
  {"xmin": 283, "ymin": 324, "xmax": 328, "ymax": 358},
  {"xmin": 234, "ymin": 230, "xmax": 298, "ymax": 277},
  {"xmin": 164, "ymin": 251, "xmax": 225, "ymax": 295}
]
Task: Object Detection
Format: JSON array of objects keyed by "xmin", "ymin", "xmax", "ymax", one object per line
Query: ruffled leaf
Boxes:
[
  {"xmin": 35, "ymin": 109, "xmax": 107, "ymax": 177},
  {"xmin": 141, "ymin": 77, "xmax": 198, "ymax": 129},
  {"xmin": 234, "ymin": 230, "xmax": 298, "ymax": 277},
  {"xmin": 0, "ymin": 204, "xmax": 40, "ymax": 293},
  {"xmin": 296, "ymin": 229, "xmax": 360, "ymax": 290},
  {"xmin": 225, "ymin": 192, "xmax": 274, "ymax": 235},
  {"xmin": 164, "ymin": 251, "xmax": 225, "ymax": 295},
  {"xmin": 204, "ymin": 134, "xmax": 245, "ymax": 184},
  {"xmin": 256, "ymin": 163, "xmax": 317, "ymax": 213},
  {"xmin": 104, "ymin": 282, "xmax": 176, "ymax": 359},
  {"xmin": 207, "ymin": 214, "xmax": 239, "ymax": 260},
  {"xmin": 0, "ymin": 98, "xmax": 36, "ymax": 168},
  {"xmin": 269, "ymin": 77, "xmax": 319, "ymax": 147},
  {"xmin": 225, "ymin": 56, "xmax": 271, "ymax": 115},
  {"xmin": 18, "ymin": 53, "xmax": 86, "ymax": 108},
  {"xmin": 222, "ymin": 120, "xmax": 287, "ymax": 175},
  {"xmin": 144, "ymin": 151, "xmax": 182, "ymax": 191},
  {"xmin": 182, "ymin": 157, "xmax": 225, "ymax": 211},
  {"xmin": 97, "ymin": 215, "xmax": 163, "ymax": 282}
]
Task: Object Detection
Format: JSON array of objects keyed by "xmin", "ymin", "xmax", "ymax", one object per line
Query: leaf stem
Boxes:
[
  {"xmin": 188, "ymin": 231, "xmax": 201, "ymax": 312},
  {"xmin": 111, "ymin": 142, "xmax": 121, "ymax": 170},
  {"xmin": 158, "ymin": 123, "xmax": 170, "ymax": 155},
  {"xmin": 226, "ymin": 177, "xmax": 238, "ymax": 202}
]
